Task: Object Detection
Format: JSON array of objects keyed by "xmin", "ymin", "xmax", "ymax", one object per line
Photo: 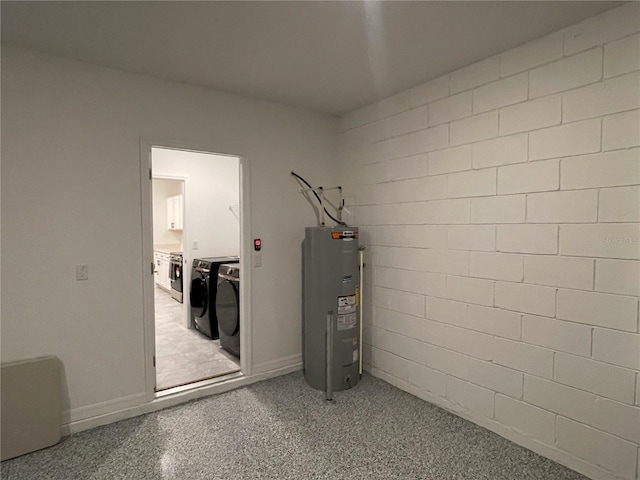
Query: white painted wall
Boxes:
[
  {"xmin": 152, "ymin": 178, "xmax": 183, "ymax": 247},
  {"xmin": 1, "ymin": 46, "xmax": 338, "ymax": 426},
  {"xmin": 338, "ymin": 4, "xmax": 640, "ymax": 480},
  {"xmin": 2, "ymin": 6, "xmax": 638, "ymax": 478},
  {"xmin": 152, "ymin": 148, "xmax": 239, "ymax": 260}
]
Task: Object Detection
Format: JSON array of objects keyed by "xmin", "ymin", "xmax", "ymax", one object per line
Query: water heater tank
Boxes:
[{"xmin": 303, "ymin": 226, "xmax": 360, "ymax": 392}]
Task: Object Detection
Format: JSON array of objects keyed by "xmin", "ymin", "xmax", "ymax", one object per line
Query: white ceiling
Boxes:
[{"xmin": 1, "ymin": 1, "xmax": 624, "ymax": 116}]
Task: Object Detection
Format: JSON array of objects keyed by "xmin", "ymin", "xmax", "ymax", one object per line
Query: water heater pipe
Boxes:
[
  {"xmin": 358, "ymin": 246, "xmax": 365, "ymax": 378},
  {"xmin": 319, "ymin": 187, "xmax": 325, "ymax": 226},
  {"xmin": 291, "ymin": 171, "xmax": 346, "ymax": 226},
  {"xmin": 325, "ymin": 309, "xmax": 334, "ymax": 402}
]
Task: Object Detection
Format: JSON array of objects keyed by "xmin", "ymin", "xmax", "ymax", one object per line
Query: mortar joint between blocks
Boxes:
[
  {"xmin": 491, "ymin": 391, "xmax": 496, "ymax": 419},
  {"xmin": 599, "ymin": 117, "xmax": 603, "ymax": 153},
  {"xmin": 518, "ymin": 314, "xmax": 523, "ymax": 341},
  {"xmin": 599, "ymin": 45, "xmax": 604, "ymax": 82}
]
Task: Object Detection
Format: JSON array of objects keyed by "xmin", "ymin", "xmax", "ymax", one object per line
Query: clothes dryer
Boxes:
[
  {"xmin": 190, "ymin": 256, "xmax": 239, "ymax": 339},
  {"xmin": 215, "ymin": 263, "xmax": 241, "ymax": 357}
]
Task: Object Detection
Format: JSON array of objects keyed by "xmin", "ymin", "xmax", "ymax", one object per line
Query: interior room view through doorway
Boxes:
[{"xmin": 150, "ymin": 147, "xmax": 242, "ymax": 391}]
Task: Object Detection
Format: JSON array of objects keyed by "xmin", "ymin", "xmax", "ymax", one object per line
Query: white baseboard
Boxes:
[
  {"xmin": 251, "ymin": 354, "xmax": 302, "ymax": 375},
  {"xmin": 63, "ymin": 362, "xmax": 302, "ymax": 435},
  {"xmin": 61, "ymin": 392, "xmax": 147, "ymax": 435},
  {"xmin": 370, "ymin": 367, "xmax": 619, "ymax": 480}
]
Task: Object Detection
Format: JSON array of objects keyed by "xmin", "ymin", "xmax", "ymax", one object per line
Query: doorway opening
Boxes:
[{"xmin": 149, "ymin": 146, "xmax": 243, "ymax": 392}]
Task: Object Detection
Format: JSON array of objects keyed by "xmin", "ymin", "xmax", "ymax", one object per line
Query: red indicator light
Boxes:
[{"xmin": 254, "ymin": 239, "xmax": 262, "ymax": 251}]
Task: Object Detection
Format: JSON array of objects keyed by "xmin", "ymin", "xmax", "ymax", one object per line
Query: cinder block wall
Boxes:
[{"xmin": 338, "ymin": 4, "xmax": 640, "ymax": 480}]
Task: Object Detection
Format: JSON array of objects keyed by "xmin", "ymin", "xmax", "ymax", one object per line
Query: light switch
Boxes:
[
  {"xmin": 76, "ymin": 264, "xmax": 88, "ymax": 281},
  {"xmin": 253, "ymin": 252, "xmax": 262, "ymax": 268}
]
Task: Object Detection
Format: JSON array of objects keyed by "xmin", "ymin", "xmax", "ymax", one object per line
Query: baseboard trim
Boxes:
[
  {"xmin": 61, "ymin": 392, "xmax": 147, "ymax": 435},
  {"xmin": 62, "ymin": 362, "xmax": 302, "ymax": 435},
  {"xmin": 369, "ymin": 367, "xmax": 621, "ymax": 480},
  {"xmin": 251, "ymin": 354, "xmax": 302, "ymax": 375}
]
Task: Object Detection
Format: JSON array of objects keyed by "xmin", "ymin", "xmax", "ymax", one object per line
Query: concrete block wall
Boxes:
[{"xmin": 338, "ymin": 4, "xmax": 640, "ymax": 480}]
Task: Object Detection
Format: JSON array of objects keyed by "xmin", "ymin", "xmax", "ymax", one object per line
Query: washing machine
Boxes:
[
  {"xmin": 190, "ymin": 256, "xmax": 239, "ymax": 339},
  {"xmin": 215, "ymin": 263, "xmax": 241, "ymax": 357}
]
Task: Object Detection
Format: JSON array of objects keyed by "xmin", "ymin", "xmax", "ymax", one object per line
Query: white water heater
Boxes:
[{"xmin": 303, "ymin": 226, "xmax": 360, "ymax": 396}]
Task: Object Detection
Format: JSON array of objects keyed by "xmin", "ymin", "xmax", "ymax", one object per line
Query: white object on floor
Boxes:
[{"xmin": 1, "ymin": 356, "xmax": 62, "ymax": 460}]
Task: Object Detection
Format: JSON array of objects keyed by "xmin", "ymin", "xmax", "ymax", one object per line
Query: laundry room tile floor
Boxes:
[
  {"xmin": 1, "ymin": 372, "xmax": 587, "ymax": 480},
  {"xmin": 154, "ymin": 287, "xmax": 239, "ymax": 390}
]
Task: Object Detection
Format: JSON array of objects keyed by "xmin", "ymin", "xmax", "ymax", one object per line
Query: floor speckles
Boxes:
[{"xmin": 1, "ymin": 372, "xmax": 587, "ymax": 480}]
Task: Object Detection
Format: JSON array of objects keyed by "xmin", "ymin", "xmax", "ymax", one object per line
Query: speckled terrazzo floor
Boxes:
[{"xmin": 1, "ymin": 372, "xmax": 587, "ymax": 480}]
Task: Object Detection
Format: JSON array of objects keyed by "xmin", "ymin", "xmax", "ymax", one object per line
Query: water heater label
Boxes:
[
  {"xmin": 339, "ymin": 306, "xmax": 356, "ymax": 315},
  {"xmin": 337, "ymin": 295, "xmax": 356, "ymax": 307},
  {"xmin": 337, "ymin": 313, "xmax": 357, "ymax": 331},
  {"xmin": 331, "ymin": 231, "xmax": 359, "ymax": 240},
  {"xmin": 353, "ymin": 349, "xmax": 359, "ymax": 363},
  {"xmin": 338, "ymin": 294, "xmax": 357, "ymax": 315}
]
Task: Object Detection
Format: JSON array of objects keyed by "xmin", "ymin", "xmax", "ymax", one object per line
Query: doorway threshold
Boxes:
[{"xmin": 155, "ymin": 370, "xmax": 244, "ymax": 398}]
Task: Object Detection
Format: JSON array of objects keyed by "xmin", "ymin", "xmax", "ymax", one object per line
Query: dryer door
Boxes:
[
  {"xmin": 216, "ymin": 279, "xmax": 239, "ymax": 336},
  {"xmin": 189, "ymin": 272, "xmax": 208, "ymax": 318}
]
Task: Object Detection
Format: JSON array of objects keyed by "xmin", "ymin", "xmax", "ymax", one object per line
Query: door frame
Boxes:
[{"xmin": 139, "ymin": 138, "xmax": 253, "ymax": 401}]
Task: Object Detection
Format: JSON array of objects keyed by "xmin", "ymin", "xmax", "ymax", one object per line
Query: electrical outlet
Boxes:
[
  {"xmin": 253, "ymin": 252, "xmax": 262, "ymax": 268},
  {"xmin": 76, "ymin": 264, "xmax": 88, "ymax": 281},
  {"xmin": 193, "ymin": 240, "xmax": 199, "ymax": 250}
]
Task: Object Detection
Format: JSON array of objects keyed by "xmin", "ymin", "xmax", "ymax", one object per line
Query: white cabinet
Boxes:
[
  {"xmin": 167, "ymin": 195, "xmax": 183, "ymax": 231},
  {"xmin": 154, "ymin": 251, "xmax": 171, "ymax": 290}
]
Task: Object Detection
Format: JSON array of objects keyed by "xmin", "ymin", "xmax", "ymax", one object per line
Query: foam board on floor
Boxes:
[{"xmin": 1, "ymin": 356, "xmax": 62, "ymax": 460}]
